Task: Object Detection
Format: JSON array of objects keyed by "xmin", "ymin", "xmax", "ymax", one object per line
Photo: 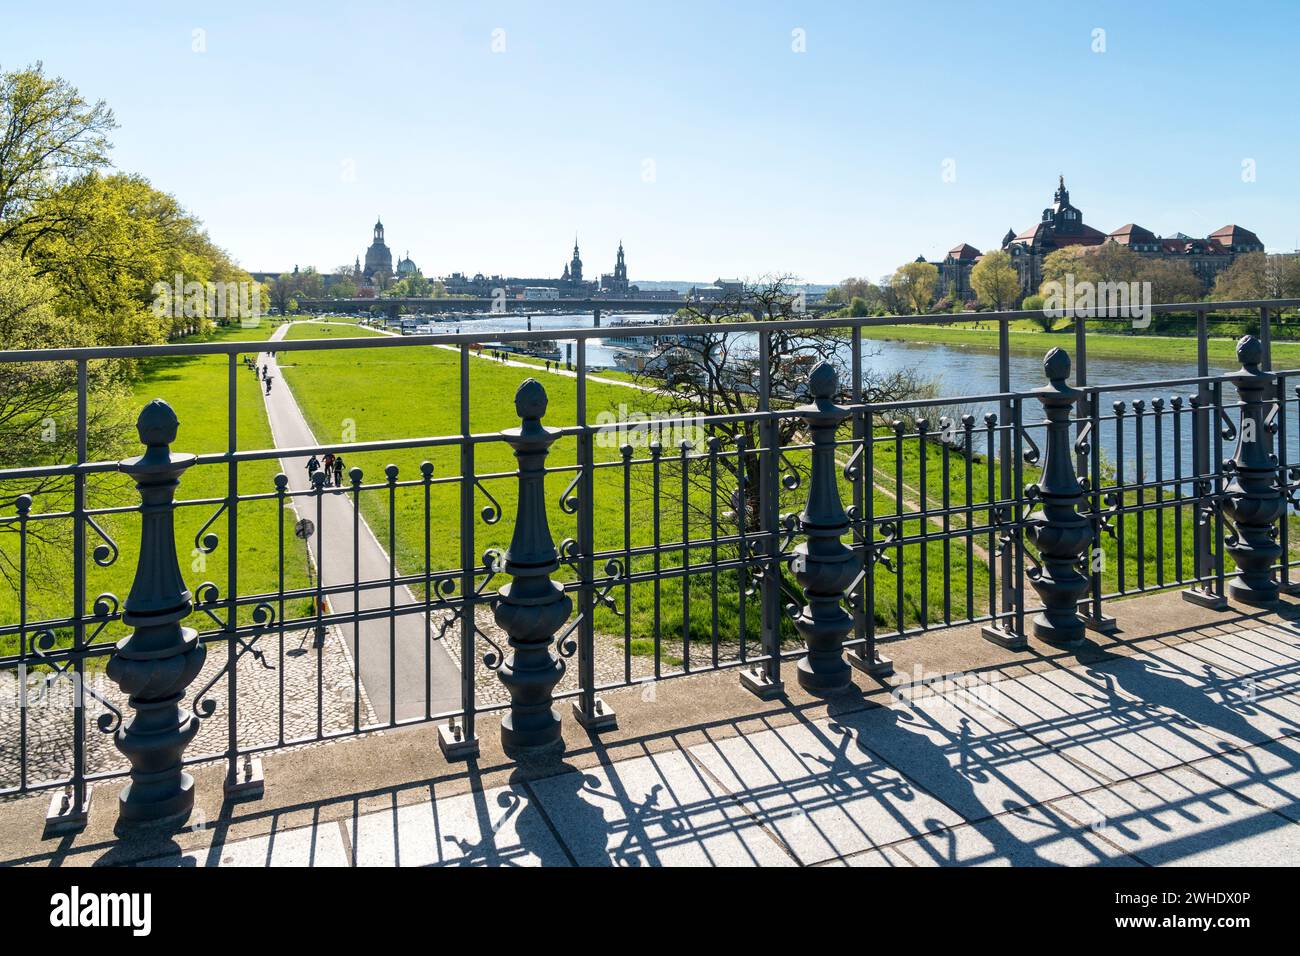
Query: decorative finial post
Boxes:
[
  {"xmin": 106, "ymin": 400, "xmax": 207, "ymax": 825},
  {"xmin": 1223, "ymin": 335, "xmax": 1283, "ymax": 605},
  {"xmin": 494, "ymin": 379, "xmax": 569, "ymax": 753},
  {"xmin": 790, "ymin": 362, "xmax": 858, "ymax": 692},
  {"xmin": 1025, "ymin": 349, "xmax": 1093, "ymax": 645}
]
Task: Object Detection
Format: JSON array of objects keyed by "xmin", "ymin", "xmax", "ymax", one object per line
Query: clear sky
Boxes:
[{"xmin": 5, "ymin": 0, "xmax": 1298, "ymax": 284}]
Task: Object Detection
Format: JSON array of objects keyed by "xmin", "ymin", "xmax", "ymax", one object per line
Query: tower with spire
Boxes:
[
  {"xmin": 362, "ymin": 214, "xmax": 393, "ymax": 282},
  {"xmin": 600, "ymin": 240, "xmax": 631, "ymax": 294},
  {"xmin": 568, "ymin": 236, "xmax": 583, "ymax": 283}
]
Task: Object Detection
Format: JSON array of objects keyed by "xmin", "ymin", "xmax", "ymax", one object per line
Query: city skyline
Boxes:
[{"xmin": 3, "ymin": 1, "xmax": 1297, "ymax": 283}]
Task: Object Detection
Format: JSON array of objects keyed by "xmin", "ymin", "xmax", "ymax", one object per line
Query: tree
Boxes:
[
  {"xmin": 1039, "ymin": 247, "xmax": 1098, "ymax": 294},
  {"xmin": 20, "ymin": 172, "xmax": 252, "ymax": 341},
  {"xmin": 630, "ymin": 277, "xmax": 924, "ymax": 539},
  {"xmin": 267, "ymin": 273, "xmax": 298, "ymax": 315},
  {"xmin": 0, "ymin": 62, "xmax": 116, "ymax": 245},
  {"xmin": 891, "ymin": 261, "xmax": 939, "ymax": 313},
  {"xmin": 0, "ymin": 246, "xmax": 132, "ymax": 587},
  {"xmin": 1212, "ymin": 252, "xmax": 1296, "ymax": 302},
  {"xmin": 970, "ymin": 250, "xmax": 1019, "ymax": 310},
  {"xmin": 1139, "ymin": 258, "xmax": 1203, "ymax": 304}
]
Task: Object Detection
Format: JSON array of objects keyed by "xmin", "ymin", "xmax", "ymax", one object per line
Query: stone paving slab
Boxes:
[
  {"xmin": 1166, "ymin": 628, "xmax": 1300, "ymax": 689},
  {"xmin": 1048, "ymin": 766, "xmax": 1300, "ymax": 867},
  {"xmin": 137, "ymin": 820, "xmax": 349, "ymax": 867},
  {"xmin": 1186, "ymin": 738, "xmax": 1300, "ymax": 824},
  {"xmin": 840, "ymin": 694, "xmax": 1109, "ymax": 823},
  {"xmin": 885, "ymin": 802, "xmax": 1138, "ymax": 867},
  {"xmin": 687, "ymin": 719, "xmax": 963, "ymax": 865},
  {"xmin": 347, "ymin": 783, "xmax": 569, "ymax": 867},
  {"xmin": 979, "ymin": 665, "xmax": 1239, "ymax": 782},
  {"xmin": 93, "ymin": 625, "xmax": 1300, "ymax": 867},
  {"xmin": 529, "ymin": 750, "xmax": 794, "ymax": 867}
]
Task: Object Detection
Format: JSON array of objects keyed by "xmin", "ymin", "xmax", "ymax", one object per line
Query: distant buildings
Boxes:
[{"xmin": 933, "ymin": 178, "xmax": 1265, "ymax": 299}]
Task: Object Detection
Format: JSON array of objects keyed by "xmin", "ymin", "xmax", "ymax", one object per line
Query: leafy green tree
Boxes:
[
  {"xmin": 891, "ymin": 261, "xmax": 939, "ymax": 313},
  {"xmin": 1139, "ymin": 258, "xmax": 1203, "ymax": 304},
  {"xmin": 0, "ymin": 61, "xmax": 116, "ymax": 245},
  {"xmin": 970, "ymin": 250, "xmax": 1020, "ymax": 310}
]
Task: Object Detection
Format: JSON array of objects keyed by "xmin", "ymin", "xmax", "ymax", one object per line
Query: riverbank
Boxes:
[{"xmin": 859, "ymin": 323, "xmax": 1300, "ymax": 366}]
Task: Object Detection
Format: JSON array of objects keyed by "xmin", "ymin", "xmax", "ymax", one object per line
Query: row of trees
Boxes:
[
  {"xmin": 261, "ymin": 264, "xmax": 448, "ymax": 312},
  {"xmin": 827, "ymin": 245, "xmax": 1300, "ymax": 319},
  {"xmin": 1, "ymin": 62, "xmax": 261, "ymax": 560}
]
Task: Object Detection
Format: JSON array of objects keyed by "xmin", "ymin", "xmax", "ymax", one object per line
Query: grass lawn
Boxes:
[
  {"xmin": 278, "ymin": 322, "xmax": 996, "ymax": 657},
  {"xmin": 859, "ymin": 321, "xmax": 1300, "ymax": 367}
]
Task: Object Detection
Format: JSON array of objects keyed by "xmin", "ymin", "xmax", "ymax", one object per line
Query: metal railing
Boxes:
[{"xmin": 2, "ymin": 298, "xmax": 1299, "ymax": 834}]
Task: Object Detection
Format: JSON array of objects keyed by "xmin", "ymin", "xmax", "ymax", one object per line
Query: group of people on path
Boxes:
[
  {"xmin": 307, "ymin": 452, "xmax": 346, "ymax": 488},
  {"xmin": 246, "ymin": 355, "xmax": 274, "ymax": 393}
]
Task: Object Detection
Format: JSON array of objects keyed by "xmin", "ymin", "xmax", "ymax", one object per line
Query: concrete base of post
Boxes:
[
  {"xmin": 980, "ymin": 624, "xmax": 1027, "ymax": 651},
  {"xmin": 1080, "ymin": 612, "xmax": 1118, "ymax": 635},
  {"xmin": 1228, "ymin": 580, "xmax": 1281, "ymax": 608},
  {"xmin": 571, "ymin": 697, "xmax": 617, "ymax": 731},
  {"xmin": 739, "ymin": 667, "xmax": 784, "ymax": 700},
  {"xmin": 117, "ymin": 773, "xmax": 196, "ymax": 828},
  {"xmin": 847, "ymin": 649, "xmax": 894, "ymax": 677},
  {"xmin": 224, "ymin": 756, "xmax": 264, "ymax": 802},
  {"xmin": 44, "ymin": 786, "xmax": 92, "ymax": 836},
  {"xmin": 1182, "ymin": 587, "xmax": 1229, "ymax": 611},
  {"xmin": 438, "ymin": 720, "xmax": 480, "ymax": 761}
]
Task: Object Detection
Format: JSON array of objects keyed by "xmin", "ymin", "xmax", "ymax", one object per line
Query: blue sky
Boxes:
[{"xmin": 4, "ymin": 0, "xmax": 1297, "ymax": 283}]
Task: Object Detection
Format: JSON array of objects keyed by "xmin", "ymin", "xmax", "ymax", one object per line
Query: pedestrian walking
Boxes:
[
  {"xmin": 306, "ymin": 454, "xmax": 319, "ymax": 482},
  {"xmin": 264, "ymin": 375, "xmax": 273, "ymax": 394}
]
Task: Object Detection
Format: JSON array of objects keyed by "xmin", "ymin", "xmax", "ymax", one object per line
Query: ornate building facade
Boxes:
[{"xmin": 933, "ymin": 178, "xmax": 1264, "ymax": 299}]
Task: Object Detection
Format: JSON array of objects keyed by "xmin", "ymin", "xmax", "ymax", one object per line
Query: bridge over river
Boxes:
[{"xmin": 294, "ymin": 295, "xmax": 841, "ymax": 322}]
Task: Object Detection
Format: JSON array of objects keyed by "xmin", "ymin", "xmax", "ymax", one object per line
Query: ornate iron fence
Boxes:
[{"xmin": 2, "ymin": 298, "xmax": 1299, "ymax": 834}]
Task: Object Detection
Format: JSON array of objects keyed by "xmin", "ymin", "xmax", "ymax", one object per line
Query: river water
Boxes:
[{"xmin": 437, "ymin": 311, "xmax": 1293, "ymax": 474}]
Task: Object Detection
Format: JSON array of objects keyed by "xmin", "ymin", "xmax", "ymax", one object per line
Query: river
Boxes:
[{"xmin": 431, "ymin": 311, "xmax": 1293, "ymax": 475}]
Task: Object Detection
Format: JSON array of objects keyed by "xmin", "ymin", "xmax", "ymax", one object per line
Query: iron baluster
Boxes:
[
  {"xmin": 107, "ymin": 400, "xmax": 207, "ymax": 826},
  {"xmin": 1222, "ymin": 335, "xmax": 1284, "ymax": 605},
  {"xmin": 493, "ymin": 379, "xmax": 569, "ymax": 755}
]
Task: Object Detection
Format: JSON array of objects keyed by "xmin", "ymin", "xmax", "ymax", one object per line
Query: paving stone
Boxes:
[
  {"xmin": 1111, "ymin": 649, "xmax": 1300, "ymax": 747},
  {"xmin": 888, "ymin": 801, "xmax": 1138, "ymax": 867},
  {"xmin": 529, "ymin": 750, "xmax": 793, "ymax": 867},
  {"xmin": 1049, "ymin": 766, "xmax": 1300, "ymax": 866},
  {"xmin": 687, "ymin": 719, "xmax": 962, "ymax": 866},
  {"xmin": 981, "ymin": 666, "xmax": 1242, "ymax": 782},
  {"xmin": 827, "ymin": 845, "xmax": 914, "ymax": 867},
  {"xmin": 1188, "ymin": 738, "xmax": 1300, "ymax": 823},
  {"xmin": 349, "ymin": 784, "xmax": 569, "ymax": 866},
  {"xmin": 137, "ymin": 821, "xmax": 349, "ymax": 867},
  {"xmin": 1180, "ymin": 628, "xmax": 1300, "ymax": 691},
  {"xmin": 842, "ymin": 693, "xmax": 1109, "ymax": 823}
]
